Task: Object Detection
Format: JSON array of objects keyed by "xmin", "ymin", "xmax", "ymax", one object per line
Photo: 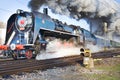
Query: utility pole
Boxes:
[
  {"xmin": 104, "ymin": 22, "xmax": 108, "ymax": 51},
  {"xmin": 104, "ymin": 22, "xmax": 115, "ymax": 50}
]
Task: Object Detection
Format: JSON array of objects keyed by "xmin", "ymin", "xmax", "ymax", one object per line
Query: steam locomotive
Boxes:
[
  {"xmin": 0, "ymin": 9, "xmax": 82, "ymax": 59},
  {"xmin": 0, "ymin": 9, "xmax": 120, "ymax": 59}
]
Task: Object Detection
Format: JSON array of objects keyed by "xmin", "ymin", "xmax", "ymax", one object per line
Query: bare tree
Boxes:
[
  {"xmin": 0, "ymin": 21, "xmax": 6, "ymax": 28},
  {"xmin": 0, "ymin": 21, "xmax": 6, "ymax": 44}
]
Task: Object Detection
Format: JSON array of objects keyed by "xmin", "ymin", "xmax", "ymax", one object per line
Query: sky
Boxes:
[
  {"xmin": 0, "ymin": 0, "xmax": 30, "ymax": 23},
  {"xmin": 0, "ymin": 0, "xmax": 120, "ymax": 30}
]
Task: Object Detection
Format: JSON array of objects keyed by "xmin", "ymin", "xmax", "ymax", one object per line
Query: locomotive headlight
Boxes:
[{"xmin": 10, "ymin": 44, "xmax": 16, "ymax": 50}]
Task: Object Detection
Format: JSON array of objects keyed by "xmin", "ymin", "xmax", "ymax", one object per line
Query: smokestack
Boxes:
[{"xmin": 43, "ymin": 8, "xmax": 48, "ymax": 15}]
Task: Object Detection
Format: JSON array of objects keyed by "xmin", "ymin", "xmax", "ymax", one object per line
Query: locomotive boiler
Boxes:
[{"xmin": 0, "ymin": 9, "xmax": 82, "ymax": 59}]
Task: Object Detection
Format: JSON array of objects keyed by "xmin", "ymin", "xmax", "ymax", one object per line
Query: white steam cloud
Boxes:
[
  {"xmin": 36, "ymin": 39, "xmax": 81, "ymax": 60},
  {"xmin": 28, "ymin": 0, "xmax": 119, "ymax": 18}
]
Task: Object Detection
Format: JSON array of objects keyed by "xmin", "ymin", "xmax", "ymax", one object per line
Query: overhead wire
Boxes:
[
  {"xmin": 0, "ymin": 8, "xmax": 12, "ymax": 12},
  {"xmin": 0, "ymin": 0, "xmax": 27, "ymax": 12}
]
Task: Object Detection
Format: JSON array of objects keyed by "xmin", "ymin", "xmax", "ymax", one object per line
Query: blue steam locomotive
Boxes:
[
  {"xmin": 0, "ymin": 9, "xmax": 120, "ymax": 59},
  {"xmin": 0, "ymin": 9, "xmax": 82, "ymax": 59}
]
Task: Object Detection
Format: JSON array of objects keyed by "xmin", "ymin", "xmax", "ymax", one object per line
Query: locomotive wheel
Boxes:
[
  {"xmin": 12, "ymin": 53, "xmax": 17, "ymax": 60},
  {"xmin": 25, "ymin": 50, "xmax": 33, "ymax": 59}
]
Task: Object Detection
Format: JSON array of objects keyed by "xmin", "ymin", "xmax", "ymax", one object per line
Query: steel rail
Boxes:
[{"xmin": 0, "ymin": 55, "xmax": 82, "ymax": 76}]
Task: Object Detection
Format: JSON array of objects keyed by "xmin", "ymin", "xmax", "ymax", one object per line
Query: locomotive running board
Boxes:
[{"xmin": 40, "ymin": 28, "xmax": 79, "ymax": 39}]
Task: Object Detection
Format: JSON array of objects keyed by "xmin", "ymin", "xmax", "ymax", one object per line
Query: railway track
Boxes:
[
  {"xmin": 0, "ymin": 49, "xmax": 120, "ymax": 76},
  {"xmin": 92, "ymin": 49, "xmax": 120, "ymax": 58},
  {"xmin": 0, "ymin": 55, "xmax": 83, "ymax": 76}
]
